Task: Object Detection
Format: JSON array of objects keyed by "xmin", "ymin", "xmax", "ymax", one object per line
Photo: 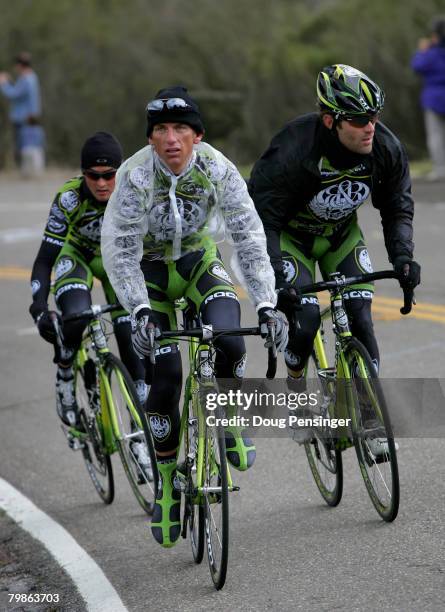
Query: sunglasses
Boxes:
[
  {"xmin": 146, "ymin": 97, "xmax": 192, "ymax": 115},
  {"xmin": 342, "ymin": 114, "xmax": 379, "ymax": 128},
  {"xmin": 83, "ymin": 169, "xmax": 117, "ymax": 181}
]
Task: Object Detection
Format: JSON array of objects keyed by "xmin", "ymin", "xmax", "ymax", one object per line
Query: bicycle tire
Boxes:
[
  {"xmin": 203, "ymin": 404, "xmax": 229, "ymax": 590},
  {"xmin": 304, "ymin": 350, "xmax": 343, "ymax": 507},
  {"xmin": 75, "ymin": 358, "xmax": 114, "ymax": 504},
  {"xmin": 185, "ymin": 398, "xmax": 205, "ymax": 563},
  {"xmin": 105, "ymin": 353, "xmax": 158, "ymax": 515},
  {"xmin": 344, "ymin": 338, "xmax": 399, "ymax": 522}
]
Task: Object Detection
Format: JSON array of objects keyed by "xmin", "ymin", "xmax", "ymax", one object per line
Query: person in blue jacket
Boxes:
[
  {"xmin": 412, "ymin": 16, "xmax": 445, "ymax": 181},
  {"xmin": 0, "ymin": 51, "xmax": 45, "ymax": 175}
]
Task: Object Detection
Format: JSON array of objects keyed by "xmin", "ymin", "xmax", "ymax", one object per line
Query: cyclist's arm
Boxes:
[
  {"xmin": 101, "ymin": 163, "xmax": 150, "ymax": 314},
  {"xmin": 218, "ymin": 159, "xmax": 276, "ymax": 310},
  {"xmin": 249, "ymin": 154, "xmax": 294, "ymax": 287},
  {"xmin": 29, "ymin": 196, "xmax": 67, "ymax": 319},
  {"xmin": 372, "ymin": 133, "xmax": 414, "ymax": 264}
]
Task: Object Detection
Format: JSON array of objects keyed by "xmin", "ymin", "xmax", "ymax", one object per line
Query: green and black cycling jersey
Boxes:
[
  {"xmin": 249, "ymin": 112, "xmax": 414, "ymax": 286},
  {"xmin": 30, "ymin": 176, "xmax": 107, "ymax": 312}
]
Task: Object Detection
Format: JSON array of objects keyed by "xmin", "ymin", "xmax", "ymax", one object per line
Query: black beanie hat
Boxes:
[
  {"xmin": 146, "ymin": 86, "xmax": 204, "ymax": 137},
  {"xmin": 81, "ymin": 131, "xmax": 123, "ymax": 169}
]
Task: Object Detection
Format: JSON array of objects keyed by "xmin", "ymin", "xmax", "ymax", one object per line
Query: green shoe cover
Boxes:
[
  {"xmin": 151, "ymin": 459, "xmax": 181, "ymax": 548},
  {"xmin": 224, "ymin": 426, "xmax": 256, "ymax": 471}
]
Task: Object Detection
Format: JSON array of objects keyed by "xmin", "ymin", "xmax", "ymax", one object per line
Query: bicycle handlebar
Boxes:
[
  {"xmin": 296, "ymin": 270, "xmax": 414, "ymax": 316},
  {"xmin": 160, "ymin": 326, "xmax": 278, "ymax": 380},
  {"xmin": 62, "ymin": 303, "xmax": 121, "ymax": 323}
]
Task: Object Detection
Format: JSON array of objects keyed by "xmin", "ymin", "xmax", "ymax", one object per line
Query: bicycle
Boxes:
[
  {"xmin": 295, "ymin": 270, "xmax": 413, "ymax": 522},
  {"xmin": 148, "ymin": 303, "xmax": 277, "ymax": 590},
  {"xmin": 51, "ymin": 304, "xmax": 158, "ymax": 515}
]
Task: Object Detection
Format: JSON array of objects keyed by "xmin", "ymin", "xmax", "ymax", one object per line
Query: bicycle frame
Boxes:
[
  {"xmin": 67, "ymin": 313, "xmax": 145, "ymax": 456},
  {"xmin": 177, "ymin": 334, "xmax": 237, "ymax": 502}
]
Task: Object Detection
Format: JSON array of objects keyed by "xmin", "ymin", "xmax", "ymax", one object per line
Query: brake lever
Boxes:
[
  {"xmin": 400, "ymin": 286, "xmax": 414, "ymax": 315},
  {"xmin": 265, "ymin": 321, "xmax": 277, "ymax": 380},
  {"xmin": 49, "ymin": 311, "xmax": 64, "ymax": 348},
  {"xmin": 148, "ymin": 326, "xmax": 156, "ymax": 365}
]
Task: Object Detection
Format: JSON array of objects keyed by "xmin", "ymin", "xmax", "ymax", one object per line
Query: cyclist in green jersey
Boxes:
[
  {"xmin": 29, "ymin": 132, "xmax": 147, "ymax": 433},
  {"xmin": 101, "ymin": 86, "xmax": 288, "ymax": 547},
  {"xmin": 249, "ymin": 65, "xmax": 421, "ymax": 449}
]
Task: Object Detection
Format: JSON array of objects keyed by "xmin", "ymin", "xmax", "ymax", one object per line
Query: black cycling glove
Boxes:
[
  {"xmin": 276, "ymin": 283, "xmax": 301, "ymax": 313},
  {"xmin": 393, "ymin": 256, "xmax": 421, "ymax": 289},
  {"xmin": 29, "ymin": 303, "xmax": 61, "ymax": 344}
]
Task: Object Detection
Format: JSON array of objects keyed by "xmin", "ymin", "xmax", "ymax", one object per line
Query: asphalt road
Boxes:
[{"xmin": 0, "ymin": 170, "xmax": 444, "ymax": 611}]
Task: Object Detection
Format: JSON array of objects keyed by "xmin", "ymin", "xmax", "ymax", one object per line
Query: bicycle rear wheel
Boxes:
[
  {"xmin": 75, "ymin": 358, "xmax": 114, "ymax": 504},
  {"xmin": 203, "ymin": 405, "xmax": 229, "ymax": 590},
  {"xmin": 304, "ymin": 351, "xmax": 343, "ymax": 507},
  {"xmin": 105, "ymin": 353, "xmax": 157, "ymax": 515},
  {"xmin": 345, "ymin": 338, "xmax": 399, "ymax": 522}
]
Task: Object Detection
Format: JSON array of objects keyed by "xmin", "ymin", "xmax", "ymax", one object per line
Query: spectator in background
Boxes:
[
  {"xmin": 0, "ymin": 51, "xmax": 45, "ymax": 177},
  {"xmin": 412, "ymin": 16, "xmax": 445, "ymax": 181}
]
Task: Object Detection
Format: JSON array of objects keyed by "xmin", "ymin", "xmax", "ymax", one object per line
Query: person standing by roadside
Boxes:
[
  {"xmin": 412, "ymin": 16, "xmax": 445, "ymax": 181},
  {"xmin": 0, "ymin": 51, "xmax": 45, "ymax": 177}
]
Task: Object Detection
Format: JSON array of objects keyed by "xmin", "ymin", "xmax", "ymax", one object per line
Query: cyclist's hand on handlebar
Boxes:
[
  {"xmin": 30, "ymin": 304, "xmax": 61, "ymax": 344},
  {"xmin": 276, "ymin": 283, "xmax": 302, "ymax": 312},
  {"xmin": 131, "ymin": 306, "xmax": 161, "ymax": 359},
  {"xmin": 393, "ymin": 257, "xmax": 421, "ymax": 289},
  {"xmin": 258, "ymin": 307, "xmax": 288, "ymax": 352}
]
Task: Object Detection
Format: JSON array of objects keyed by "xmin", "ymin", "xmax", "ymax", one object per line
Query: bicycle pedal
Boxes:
[{"xmin": 67, "ymin": 435, "xmax": 85, "ymax": 451}]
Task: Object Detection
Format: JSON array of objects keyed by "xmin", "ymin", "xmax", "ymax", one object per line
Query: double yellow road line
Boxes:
[{"xmin": 2, "ymin": 266, "xmax": 444, "ymax": 325}]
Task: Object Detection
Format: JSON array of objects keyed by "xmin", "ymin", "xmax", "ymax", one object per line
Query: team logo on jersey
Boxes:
[
  {"xmin": 282, "ymin": 258, "xmax": 298, "ymax": 283},
  {"xmin": 50, "ymin": 203, "xmax": 66, "ymax": 220},
  {"xmin": 59, "ymin": 190, "xmax": 79, "ymax": 212},
  {"xmin": 31, "ymin": 280, "xmax": 41, "ymax": 295},
  {"xmin": 148, "ymin": 197, "xmax": 207, "ymax": 240},
  {"xmin": 130, "ymin": 166, "xmax": 151, "ymax": 189},
  {"xmin": 209, "ymin": 264, "xmax": 233, "ymax": 285},
  {"xmin": 234, "ymin": 354, "xmax": 247, "ymax": 378},
  {"xmin": 355, "ymin": 247, "xmax": 373, "ymax": 273},
  {"xmin": 308, "ymin": 180, "xmax": 370, "ymax": 221},
  {"xmin": 54, "ymin": 257, "xmax": 74, "ymax": 280},
  {"xmin": 78, "ymin": 217, "xmax": 103, "ymax": 242},
  {"xmin": 149, "ymin": 414, "xmax": 171, "ymax": 441},
  {"xmin": 47, "ymin": 219, "xmax": 66, "ymax": 234},
  {"xmin": 120, "ymin": 188, "xmax": 143, "ymax": 219}
]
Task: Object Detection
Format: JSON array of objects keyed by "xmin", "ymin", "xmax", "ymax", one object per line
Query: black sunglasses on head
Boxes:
[
  {"xmin": 83, "ymin": 169, "xmax": 117, "ymax": 181},
  {"xmin": 146, "ymin": 97, "xmax": 192, "ymax": 116}
]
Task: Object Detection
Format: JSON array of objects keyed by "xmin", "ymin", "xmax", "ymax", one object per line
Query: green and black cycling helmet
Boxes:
[{"xmin": 317, "ymin": 64, "xmax": 385, "ymax": 117}]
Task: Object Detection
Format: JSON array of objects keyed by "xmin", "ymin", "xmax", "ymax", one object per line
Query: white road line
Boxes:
[
  {"xmin": 0, "ymin": 478, "xmax": 128, "ymax": 612},
  {"xmin": 0, "ymin": 227, "xmax": 42, "ymax": 243},
  {"xmin": 0, "ymin": 203, "xmax": 49, "ymax": 212}
]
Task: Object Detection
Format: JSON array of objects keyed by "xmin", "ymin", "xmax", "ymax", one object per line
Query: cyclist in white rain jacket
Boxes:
[{"xmin": 101, "ymin": 86, "xmax": 288, "ymax": 547}]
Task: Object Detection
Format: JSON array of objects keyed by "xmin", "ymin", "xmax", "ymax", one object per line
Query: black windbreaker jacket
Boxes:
[{"xmin": 249, "ymin": 113, "xmax": 414, "ymax": 285}]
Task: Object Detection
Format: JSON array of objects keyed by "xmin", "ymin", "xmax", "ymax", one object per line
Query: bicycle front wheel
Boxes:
[
  {"xmin": 105, "ymin": 353, "xmax": 157, "ymax": 515},
  {"xmin": 75, "ymin": 358, "xmax": 114, "ymax": 504},
  {"xmin": 345, "ymin": 339, "xmax": 399, "ymax": 522},
  {"xmin": 304, "ymin": 351, "xmax": 343, "ymax": 507},
  {"xmin": 185, "ymin": 398, "xmax": 205, "ymax": 564},
  {"xmin": 203, "ymin": 405, "xmax": 229, "ymax": 590}
]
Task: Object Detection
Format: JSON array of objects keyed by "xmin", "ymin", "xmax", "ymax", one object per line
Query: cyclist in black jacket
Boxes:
[{"xmin": 249, "ymin": 64, "xmax": 420, "ymax": 390}]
